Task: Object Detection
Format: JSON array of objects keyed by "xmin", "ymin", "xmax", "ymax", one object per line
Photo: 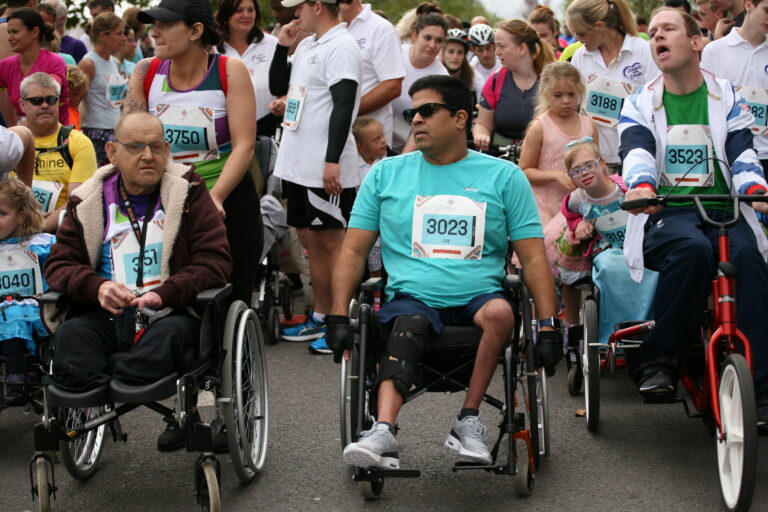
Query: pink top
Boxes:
[
  {"xmin": 0, "ymin": 49, "xmax": 70, "ymax": 124},
  {"xmin": 532, "ymin": 112, "xmax": 593, "ymax": 227}
]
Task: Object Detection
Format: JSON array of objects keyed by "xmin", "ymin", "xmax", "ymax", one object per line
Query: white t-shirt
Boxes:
[
  {"xmin": 221, "ymin": 34, "xmax": 279, "ymax": 122},
  {"xmin": 572, "ymin": 35, "xmax": 660, "ymax": 164},
  {"xmin": 701, "ymin": 28, "xmax": 768, "ymax": 159},
  {"xmin": 273, "ymin": 23, "xmax": 362, "ymax": 189},
  {"xmin": 0, "ymin": 126, "xmax": 23, "ymax": 179},
  {"xmin": 347, "ymin": 4, "xmax": 406, "ymax": 147},
  {"xmin": 469, "ymin": 54, "xmax": 501, "ymax": 85},
  {"xmin": 80, "ymin": 33, "xmax": 92, "ymax": 52},
  {"xmin": 391, "ymin": 44, "xmax": 450, "ymax": 151}
]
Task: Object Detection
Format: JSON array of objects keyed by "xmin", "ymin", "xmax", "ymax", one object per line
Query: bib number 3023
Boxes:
[{"xmin": 411, "ymin": 195, "xmax": 486, "ymax": 260}]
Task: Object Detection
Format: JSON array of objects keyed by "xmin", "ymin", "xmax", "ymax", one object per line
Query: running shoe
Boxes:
[
  {"xmin": 308, "ymin": 336, "xmax": 332, "ymax": 354},
  {"xmin": 444, "ymin": 414, "xmax": 492, "ymax": 464},
  {"xmin": 281, "ymin": 315, "xmax": 326, "ymax": 341},
  {"xmin": 342, "ymin": 422, "xmax": 400, "ymax": 469}
]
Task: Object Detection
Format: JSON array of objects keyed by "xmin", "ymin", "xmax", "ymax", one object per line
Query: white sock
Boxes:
[{"xmin": 312, "ymin": 312, "xmax": 326, "ymax": 323}]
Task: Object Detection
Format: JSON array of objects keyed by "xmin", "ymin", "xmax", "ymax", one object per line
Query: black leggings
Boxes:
[{"xmin": 223, "ymin": 171, "xmax": 263, "ymax": 306}]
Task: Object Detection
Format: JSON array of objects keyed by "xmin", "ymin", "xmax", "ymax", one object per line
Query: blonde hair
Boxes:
[
  {"xmin": 0, "ymin": 179, "xmax": 44, "ymax": 238},
  {"xmin": 495, "ymin": 19, "xmax": 556, "ymax": 76},
  {"xmin": 566, "ymin": 0, "xmax": 638, "ymax": 37},
  {"xmin": 352, "ymin": 117, "xmax": 383, "ymax": 144},
  {"xmin": 66, "ymin": 64, "xmax": 89, "ymax": 97},
  {"xmin": 563, "ymin": 140, "xmax": 603, "ymax": 173},
  {"xmin": 90, "ymin": 12, "xmax": 123, "ymax": 46},
  {"xmin": 534, "ymin": 61, "xmax": 586, "ymax": 118}
]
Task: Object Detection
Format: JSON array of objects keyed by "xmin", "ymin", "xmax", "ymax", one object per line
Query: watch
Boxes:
[{"xmin": 538, "ymin": 317, "xmax": 561, "ymax": 329}]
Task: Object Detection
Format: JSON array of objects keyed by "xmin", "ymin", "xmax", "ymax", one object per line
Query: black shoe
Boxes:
[
  {"xmin": 4, "ymin": 383, "xmax": 28, "ymax": 406},
  {"xmin": 157, "ymin": 416, "xmax": 186, "ymax": 452},
  {"xmin": 757, "ymin": 390, "xmax": 768, "ymax": 425},
  {"xmin": 637, "ymin": 369, "xmax": 676, "ymax": 396},
  {"xmin": 213, "ymin": 425, "xmax": 229, "ymax": 454}
]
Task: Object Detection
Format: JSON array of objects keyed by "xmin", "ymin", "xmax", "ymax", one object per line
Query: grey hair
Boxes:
[
  {"xmin": 43, "ymin": 0, "xmax": 68, "ymax": 20},
  {"xmin": 20, "ymin": 72, "xmax": 61, "ymax": 99}
]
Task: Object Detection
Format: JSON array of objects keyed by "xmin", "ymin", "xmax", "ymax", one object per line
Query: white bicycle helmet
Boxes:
[
  {"xmin": 446, "ymin": 28, "xmax": 468, "ymax": 46},
  {"xmin": 468, "ymin": 23, "xmax": 494, "ymax": 46}
]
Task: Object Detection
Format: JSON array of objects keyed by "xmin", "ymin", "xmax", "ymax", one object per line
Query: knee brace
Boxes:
[{"xmin": 373, "ymin": 315, "xmax": 431, "ymax": 400}]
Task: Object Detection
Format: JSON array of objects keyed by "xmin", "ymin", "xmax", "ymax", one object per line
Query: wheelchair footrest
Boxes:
[
  {"xmin": 452, "ymin": 461, "xmax": 505, "ymax": 474},
  {"xmin": 47, "ymin": 384, "xmax": 110, "ymax": 408},
  {"xmin": 355, "ymin": 468, "xmax": 421, "ymax": 480},
  {"xmin": 109, "ymin": 373, "xmax": 179, "ymax": 403}
]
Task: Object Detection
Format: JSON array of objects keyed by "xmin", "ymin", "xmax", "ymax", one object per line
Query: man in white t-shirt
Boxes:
[
  {"xmin": 0, "ymin": 124, "xmax": 34, "ymax": 185},
  {"xmin": 269, "ymin": 0, "xmax": 362, "ymax": 354},
  {"xmin": 341, "ymin": 0, "xmax": 405, "ymax": 148},
  {"xmin": 701, "ymin": 0, "xmax": 768, "ymax": 171},
  {"xmin": 467, "ymin": 23, "xmax": 501, "ymax": 85}
]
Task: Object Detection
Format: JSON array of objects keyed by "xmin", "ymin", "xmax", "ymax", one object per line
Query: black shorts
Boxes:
[{"xmin": 284, "ymin": 180, "xmax": 356, "ymax": 231}]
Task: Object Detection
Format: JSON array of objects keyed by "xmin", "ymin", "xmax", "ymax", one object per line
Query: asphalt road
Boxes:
[{"xmin": 2, "ymin": 318, "xmax": 768, "ymax": 511}]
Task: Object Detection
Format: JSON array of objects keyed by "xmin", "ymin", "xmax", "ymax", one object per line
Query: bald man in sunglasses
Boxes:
[{"xmin": 327, "ymin": 75, "xmax": 561, "ymax": 469}]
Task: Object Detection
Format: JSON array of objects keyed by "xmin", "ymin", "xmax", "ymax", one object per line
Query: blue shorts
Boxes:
[{"xmin": 377, "ymin": 291, "xmax": 506, "ymax": 334}]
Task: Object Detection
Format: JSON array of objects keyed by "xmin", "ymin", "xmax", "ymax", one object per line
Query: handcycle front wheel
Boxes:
[
  {"xmin": 716, "ymin": 354, "xmax": 757, "ymax": 512},
  {"xmin": 59, "ymin": 405, "xmax": 108, "ymax": 481},
  {"xmin": 582, "ymin": 299, "xmax": 600, "ymax": 431}
]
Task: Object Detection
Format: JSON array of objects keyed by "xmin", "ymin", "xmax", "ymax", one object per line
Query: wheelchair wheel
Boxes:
[
  {"xmin": 279, "ymin": 278, "xmax": 294, "ymax": 320},
  {"xmin": 567, "ymin": 365, "xmax": 583, "ymax": 396},
  {"xmin": 265, "ymin": 306, "xmax": 281, "ymax": 345},
  {"xmin": 358, "ymin": 478, "xmax": 384, "ymax": 500},
  {"xmin": 582, "ymin": 299, "xmax": 600, "ymax": 432},
  {"xmin": 59, "ymin": 406, "xmax": 108, "ymax": 480},
  {"xmin": 197, "ymin": 458, "xmax": 221, "ymax": 512},
  {"xmin": 222, "ymin": 302, "xmax": 269, "ymax": 483},
  {"xmin": 513, "ymin": 440, "xmax": 534, "ymax": 497},
  {"xmin": 536, "ymin": 370, "xmax": 550, "ymax": 458},
  {"xmin": 716, "ymin": 354, "xmax": 757, "ymax": 512},
  {"xmin": 34, "ymin": 457, "xmax": 51, "ymax": 512}
]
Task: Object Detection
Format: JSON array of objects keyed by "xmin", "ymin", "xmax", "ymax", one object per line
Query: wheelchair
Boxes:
[
  {"xmin": 339, "ymin": 275, "xmax": 549, "ymax": 500},
  {"xmin": 28, "ymin": 284, "xmax": 269, "ymax": 512}
]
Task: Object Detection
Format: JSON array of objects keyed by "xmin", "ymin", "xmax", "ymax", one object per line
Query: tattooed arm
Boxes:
[{"xmin": 124, "ymin": 58, "xmax": 152, "ymax": 113}]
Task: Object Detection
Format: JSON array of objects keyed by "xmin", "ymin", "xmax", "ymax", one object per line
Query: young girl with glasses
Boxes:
[
  {"xmin": 552, "ymin": 138, "xmax": 657, "ymax": 346},
  {"xmin": 518, "ymin": 61, "xmax": 597, "ymax": 331}
]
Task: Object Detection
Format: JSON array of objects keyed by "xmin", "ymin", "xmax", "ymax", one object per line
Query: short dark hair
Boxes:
[
  {"xmin": 216, "ymin": 0, "xmax": 264, "ymax": 51},
  {"xmin": 664, "ymin": 0, "xmax": 692, "ymax": 13},
  {"xmin": 8, "ymin": 8, "xmax": 55, "ymax": 44},
  {"xmin": 408, "ymin": 74, "xmax": 474, "ymax": 125},
  {"xmin": 87, "ymin": 0, "xmax": 115, "ymax": 10}
]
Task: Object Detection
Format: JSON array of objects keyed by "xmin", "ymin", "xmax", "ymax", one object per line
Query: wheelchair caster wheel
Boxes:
[
  {"xmin": 513, "ymin": 442, "xmax": 534, "ymax": 497},
  {"xmin": 279, "ymin": 278, "xmax": 294, "ymax": 320},
  {"xmin": 265, "ymin": 306, "xmax": 281, "ymax": 345},
  {"xmin": 358, "ymin": 478, "xmax": 384, "ymax": 500},
  {"xmin": 34, "ymin": 457, "xmax": 53, "ymax": 512},
  {"xmin": 567, "ymin": 366, "xmax": 583, "ymax": 396},
  {"xmin": 196, "ymin": 458, "xmax": 221, "ymax": 512}
]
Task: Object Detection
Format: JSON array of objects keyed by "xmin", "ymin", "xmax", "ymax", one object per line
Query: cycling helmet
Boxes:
[
  {"xmin": 468, "ymin": 23, "xmax": 494, "ymax": 46},
  {"xmin": 446, "ymin": 28, "xmax": 469, "ymax": 47}
]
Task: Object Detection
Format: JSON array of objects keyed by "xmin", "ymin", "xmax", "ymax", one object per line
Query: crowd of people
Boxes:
[{"xmin": 0, "ymin": 0, "xmax": 767, "ymax": 473}]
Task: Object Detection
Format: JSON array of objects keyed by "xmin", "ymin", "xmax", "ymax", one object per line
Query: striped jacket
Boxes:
[{"xmin": 617, "ymin": 71, "xmax": 768, "ymax": 281}]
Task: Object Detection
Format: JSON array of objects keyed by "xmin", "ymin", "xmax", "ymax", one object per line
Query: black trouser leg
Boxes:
[{"xmin": 52, "ymin": 312, "xmax": 116, "ymax": 391}]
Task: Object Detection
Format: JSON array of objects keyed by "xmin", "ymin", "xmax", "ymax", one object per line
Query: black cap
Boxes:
[{"xmin": 138, "ymin": 0, "xmax": 217, "ymax": 34}]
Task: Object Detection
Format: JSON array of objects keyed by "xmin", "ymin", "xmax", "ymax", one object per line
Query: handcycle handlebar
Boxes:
[{"xmin": 620, "ymin": 193, "xmax": 768, "ymax": 229}]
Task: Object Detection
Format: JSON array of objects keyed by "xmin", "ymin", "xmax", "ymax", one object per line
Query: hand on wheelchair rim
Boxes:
[
  {"xmin": 326, "ymin": 315, "xmax": 353, "ymax": 364},
  {"xmin": 535, "ymin": 329, "xmax": 564, "ymax": 376}
]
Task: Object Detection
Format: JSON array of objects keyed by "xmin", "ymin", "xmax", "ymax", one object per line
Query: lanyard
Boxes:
[{"xmin": 117, "ymin": 177, "xmax": 159, "ymax": 291}]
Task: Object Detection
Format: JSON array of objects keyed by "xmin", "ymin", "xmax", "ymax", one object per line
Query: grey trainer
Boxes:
[
  {"xmin": 342, "ymin": 422, "xmax": 400, "ymax": 469},
  {"xmin": 444, "ymin": 414, "xmax": 492, "ymax": 464}
]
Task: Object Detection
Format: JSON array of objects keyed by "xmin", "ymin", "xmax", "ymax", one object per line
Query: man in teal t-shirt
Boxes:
[{"xmin": 325, "ymin": 76, "xmax": 560, "ymax": 470}]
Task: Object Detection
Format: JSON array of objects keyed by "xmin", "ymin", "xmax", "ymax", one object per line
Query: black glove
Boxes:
[
  {"xmin": 534, "ymin": 329, "xmax": 564, "ymax": 376},
  {"xmin": 326, "ymin": 315, "xmax": 353, "ymax": 364}
]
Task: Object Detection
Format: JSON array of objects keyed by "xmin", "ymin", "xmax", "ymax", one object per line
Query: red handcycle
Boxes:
[{"xmin": 615, "ymin": 192, "xmax": 768, "ymax": 512}]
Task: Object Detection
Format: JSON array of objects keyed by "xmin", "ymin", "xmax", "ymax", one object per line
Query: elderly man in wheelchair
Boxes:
[
  {"xmin": 43, "ymin": 111, "xmax": 231, "ymax": 449},
  {"xmin": 326, "ymin": 75, "xmax": 562, "ymax": 472}
]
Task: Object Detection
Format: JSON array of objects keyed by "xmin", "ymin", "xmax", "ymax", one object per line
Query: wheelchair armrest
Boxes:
[
  {"xmin": 503, "ymin": 275, "xmax": 521, "ymax": 290},
  {"xmin": 38, "ymin": 290, "xmax": 65, "ymax": 305},
  {"xmin": 360, "ymin": 277, "xmax": 384, "ymax": 292},
  {"xmin": 196, "ymin": 284, "xmax": 233, "ymax": 304}
]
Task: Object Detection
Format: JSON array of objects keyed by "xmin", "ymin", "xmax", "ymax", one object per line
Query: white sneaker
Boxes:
[
  {"xmin": 343, "ymin": 422, "xmax": 400, "ymax": 469},
  {"xmin": 444, "ymin": 414, "xmax": 492, "ymax": 464}
]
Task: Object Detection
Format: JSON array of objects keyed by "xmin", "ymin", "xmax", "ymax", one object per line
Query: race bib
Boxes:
[
  {"xmin": 661, "ymin": 124, "xmax": 715, "ymax": 188},
  {"xmin": 282, "ymin": 84, "xmax": 307, "ymax": 131},
  {"xmin": 105, "ymin": 73, "xmax": 128, "ymax": 108},
  {"xmin": 31, "ymin": 179, "xmax": 64, "ymax": 214},
  {"xmin": 0, "ymin": 248, "xmax": 43, "ymax": 296},
  {"xmin": 738, "ymin": 86, "xmax": 768, "ymax": 136},
  {"xmin": 155, "ymin": 104, "xmax": 219, "ymax": 164},
  {"xmin": 411, "ymin": 195, "xmax": 486, "ymax": 259},
  {"xmin": 584, "ymin": 75, "xmax": 633, "ymax": 129},
  {"xmin": 593, "ymin": 209, "xmax": 629, "ymax": 248},
  {"xmin": 111, "ymin": 214, "xmax": 165, "ymax": 293}
]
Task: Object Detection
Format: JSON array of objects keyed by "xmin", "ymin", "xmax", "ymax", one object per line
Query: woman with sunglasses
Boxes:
[
  {"xmin": 0, "ymin": 8, "xmax": 69, "ymax": 127},
  {"xmin": 79, "ymin": 12, "xmax": 127, "ymax": 167},
  {"xmin": 391, "ymin": 11, "xmax": 449, "ymax": 152},
  {"xmin": 473, "ymin": 19, "xmax": 555, "ymax": 152},
  {"xmin": 216, "ymin": 0, "xmax": 280, "ymax": 138},
  {"xmin": 565, "ymin": 0, "xmax": 660, "ymax": 171}
]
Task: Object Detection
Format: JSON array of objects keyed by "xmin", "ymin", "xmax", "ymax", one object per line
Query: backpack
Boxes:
[
  {"xmin": 142, "ymin": 54, "xmax": 229, "ymax": 101},
  {"xmin": 481, "ymin": 68, "xmax": 507, "ymax": 111},
  {"xmin": 35, "ymin": 125, "xmax": 74, "ymax": 170}
]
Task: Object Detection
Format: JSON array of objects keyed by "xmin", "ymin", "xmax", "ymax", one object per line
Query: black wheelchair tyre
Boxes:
[
  {"xmin": 279, "ymin": 278, "xmax": 294, "ymax": 319},
  {"xmin": 265, "ymin": 306, "xmax": 281, "ymax": 345},
  {"xmin": 59, "ymin": 405, "xmax": 108, "ymax": 480},
  {"xmin": 582, "ymin": 299, "xmax": 600, "ymax": 432}
]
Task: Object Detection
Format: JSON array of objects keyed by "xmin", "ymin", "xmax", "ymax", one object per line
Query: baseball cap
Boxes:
[
  {"xmin": 138, "ymin": 0, "xmax": 216, "ymax": 31},
  {"xmin": 281, "ymin": 0, "xmax": 338, "ymax": 7}
]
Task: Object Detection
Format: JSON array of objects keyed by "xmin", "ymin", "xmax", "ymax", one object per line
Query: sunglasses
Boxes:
[
  {"xmin": 24, "ymin": 95, "xmax": 59, "ymax": 106},
  {"xmin": 114, "ymin": 139, "xmax": 167, "ymax": 155},
  {"xmin": 403, "ymin": 103, "xmax": 460, "ymax": 124},
  {"xmin": 567, "ymin": 158, "xmax": 601, "ymax": 178}
]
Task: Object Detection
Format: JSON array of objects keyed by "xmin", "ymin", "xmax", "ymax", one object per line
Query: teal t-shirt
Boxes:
[
  {"xmin": 661, "ymin": 81, "xmax": 730, "ymax": 208},
  {"xmin": 350, "ymin": 150, "xmax": 543, "ymax": 309}
]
